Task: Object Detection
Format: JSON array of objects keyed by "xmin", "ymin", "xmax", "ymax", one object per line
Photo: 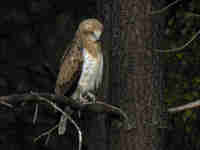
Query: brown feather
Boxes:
[
  {"xmin": 55, "ymin": 18, "xmax": 103, "ymax": 96},
  {"xmin": 55, "ymin": 36, "xmax": 83, "ymax": 96},
  {"xmin": 83, "ymin": 40, "xmax": 101, "ymax": 59}
]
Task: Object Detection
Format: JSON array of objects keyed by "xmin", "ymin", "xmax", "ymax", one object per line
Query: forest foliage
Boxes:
[{"xmin": 163, "ymin": 0, "xmax": 200, "ymax": 149}]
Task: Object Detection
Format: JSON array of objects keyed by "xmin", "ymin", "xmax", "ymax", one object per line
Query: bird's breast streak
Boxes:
[{"xmin": 78, "ymin": 49, "xmax": 102, "ymax": 92}]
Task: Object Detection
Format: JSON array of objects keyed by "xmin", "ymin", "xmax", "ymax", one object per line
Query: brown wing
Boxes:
[{"xmin": 55, "ymin": 39, "xmax": 83, "ymax": 96}]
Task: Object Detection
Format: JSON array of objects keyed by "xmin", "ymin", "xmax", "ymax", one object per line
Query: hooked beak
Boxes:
[{"xmin": 93, "ymin": 30, "xmax": 102, "ymax": 41}]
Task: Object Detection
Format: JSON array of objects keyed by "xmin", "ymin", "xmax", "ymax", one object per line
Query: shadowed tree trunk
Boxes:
[{"xmin": 101, "ymin": 0, "xmax": 168, "ymax": 150}]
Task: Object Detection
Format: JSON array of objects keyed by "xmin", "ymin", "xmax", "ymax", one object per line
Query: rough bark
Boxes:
[
  {"xmin": 119, "ymin": 1, "xmax": 154, "ymax": 150},
  {"xmin": 107, "ymin": 0, "xmax": 168, "ymax": 150}
]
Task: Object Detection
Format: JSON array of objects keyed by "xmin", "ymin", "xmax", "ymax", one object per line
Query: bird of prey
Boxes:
[{"xmin": 55, "ymin": 18, "xmax": 104, "ymax": 134}]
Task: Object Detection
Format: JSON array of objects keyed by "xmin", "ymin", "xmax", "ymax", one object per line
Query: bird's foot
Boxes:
[
  {"xmin": 84, "ymin": 92, "xmax": 96, "ymax": 103},
  {"xmin": 79, "ymin": 94, "xmax": 90, "ymax": 104},
  {"xmin": 77, "ymin": 92, "xmax": 96, "ymax": 118}
]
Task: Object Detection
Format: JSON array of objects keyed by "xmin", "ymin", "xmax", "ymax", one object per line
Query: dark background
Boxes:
[
  {"xmin": 0, "ymin": 0, "xmax": 200, "ymax": 150},
  {"xmin": 0, "ymin": 1, "xmax": 100, "ymax": 150}
]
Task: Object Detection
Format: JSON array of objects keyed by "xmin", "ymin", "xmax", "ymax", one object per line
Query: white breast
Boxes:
[{"xmin": 78, "ymin": 48, "xmax": 103, "ymax": 93}]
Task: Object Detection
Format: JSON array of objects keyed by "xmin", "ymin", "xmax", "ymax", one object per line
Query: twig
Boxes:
[
  {"xmin": 0, "ymin": 100, "xmax": 13, "ymax": 108},
  {"xmin": 34, "ymin": 124, "xmax": 59, "ymax": 143},
  {"xmin": 30, "ymin": 93, "xmax": 83, "ymax": 150},
  {"xmin": 33, "ymin": 104, "xmax": 39, "ymax": 124},
  {"xmin": 168, "ymin": 100, "xmax": 200, "ymax": 113},
  {"xmin": 82, "ymin": 101, "xmax": 132, "ymax": 129},
  {"xmin": 185, "ymin": 12, "xmax": 200, "ymax": 18},
  {"xmin": 45, "ymin": 134, "xmax": 51, "ymax": 146},
  {"xmin": 154, "ymin": 29, "xmax": 200, "ymax": 53},
  {"xmin": 151, "ymin": 0, "xmax": 182, "ymax": 15}
]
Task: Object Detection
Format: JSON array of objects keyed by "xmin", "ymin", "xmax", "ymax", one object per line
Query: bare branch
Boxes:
[
  {"xmin": 151, "ymin": 0, "xmax": 182, "ymax": 15},
  {"xmin": 30, "ymin": 92, "xmax": 83, "ymax": 150},
  {"xmin": 0, "ymin": 100, "xmax": 13, "ymax": 108},
  {"xmin": 34, "ymin": 124, "xmax": 59, "ymax": 143},
  {"xmin": 168, "ymin": 100, "xmax": 200, "ymax": 113},
  {"xmin": 33, "ymin": 104, "xmax": 39, "ymax": 124},
  {"xmin": 0, "ymin": 92, "xmax": 130, "ymax": 126},
  {"xmin": 0, "ymin": 92, "xmax": 131, "ymax": 150},
  {"xmin": 185, "ymin": 12, "xmax": 200, "ymax": 18},
  {"xmin": 82, "ymin": 101, "xmax": 132, "ymax": 129},
  {"xmin": 154, "ymin": 29, "xmax": 200, "ymax": 53}
]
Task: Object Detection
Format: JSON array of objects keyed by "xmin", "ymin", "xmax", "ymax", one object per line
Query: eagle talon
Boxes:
[
  {"xmin": 79, "ymin": 94, "xmax": 90, "ymax": 104},
  {"xmin": 84, "ymin": 92, "xmax": 96, "ymax": 103}
]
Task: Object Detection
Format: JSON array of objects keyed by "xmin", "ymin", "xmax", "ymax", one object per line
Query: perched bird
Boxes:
[{"xmin": 55, "ymin": 18, "xmax": 104, "ymax": 134}]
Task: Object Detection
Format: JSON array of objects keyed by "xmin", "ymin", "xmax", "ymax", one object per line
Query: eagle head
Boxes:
[{"xmin": 78, "ymin": 18, "xmax": 104, "ymax": 42}]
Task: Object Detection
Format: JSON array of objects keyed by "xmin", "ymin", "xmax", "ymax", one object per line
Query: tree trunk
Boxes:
[
  {"xmin": 105, "ymin": 0, "xmax": 168, "ymax": 150},
  {"xmin": 119, "ymin": 1, "xmax": 154, "ymax": 149}
]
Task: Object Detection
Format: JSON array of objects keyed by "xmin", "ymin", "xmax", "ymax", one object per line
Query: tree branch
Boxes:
[
  {"xmin": 168, "ymin": 99, "xmax": 200, "ymax": 113},
  {"xmin": 154, "ymin": 29, "xmax": 200, "ymax": 53},
  {"xmin": 151, "ymin": 0, "xmax": 182, "ymax": 15},
  {"xmin": 0, "ymin": 92, "xmax": 130, "ymax": 127},
  {"xmin": 0, "ymin": 92, "xmax": 131, "ymax": 150}
]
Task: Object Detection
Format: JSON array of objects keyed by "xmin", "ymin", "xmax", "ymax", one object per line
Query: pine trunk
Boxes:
[{"xmin": 98, "ymin": 0, "xmax": 168, "ymax": 150}]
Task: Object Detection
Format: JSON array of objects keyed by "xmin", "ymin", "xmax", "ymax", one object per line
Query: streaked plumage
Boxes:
[
  {"xmin": 55, "ymin": 18, "xmax": 104, "ymax": 101},
  {"xmin": 55, "ymin": 18, "xmax": 104, "ymax": 135}
]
